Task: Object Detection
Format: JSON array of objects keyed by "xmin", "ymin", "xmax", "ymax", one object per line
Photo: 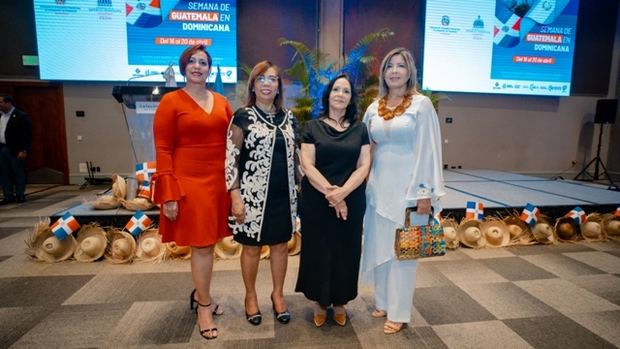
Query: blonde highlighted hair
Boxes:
[{"xmin": 378, "ymin": 47, "xmax": 418, "ymax": 98}]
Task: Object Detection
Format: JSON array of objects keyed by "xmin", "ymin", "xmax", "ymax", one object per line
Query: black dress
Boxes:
[
  {"xmin": 226, "ymin": 106, "xmax": 299, "ymax": 246},
  {"xmin": 295, "ymin": 118, "xmax": 369, "ymax": 305}
]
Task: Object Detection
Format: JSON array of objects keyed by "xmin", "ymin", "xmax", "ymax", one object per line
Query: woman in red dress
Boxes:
[{"xmin": 152, "ymin": 45, "xmax": 233, "ymax": 340}]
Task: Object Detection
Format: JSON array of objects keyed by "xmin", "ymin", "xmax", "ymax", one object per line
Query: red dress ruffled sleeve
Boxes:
[{"xmin": 151, "ymin": 93, "xmax": 186, "ymax": 204}]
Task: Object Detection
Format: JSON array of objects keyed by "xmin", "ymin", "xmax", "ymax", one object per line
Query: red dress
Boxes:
[{"xmin": 152, "ymin": 89, "xmax": 233, "ymax": 246}]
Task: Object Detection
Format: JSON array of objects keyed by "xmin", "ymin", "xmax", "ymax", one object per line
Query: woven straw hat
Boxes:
[
  {"xmin": 260, "ymin": 245, "xmax": 270, "ymax": 259},
  {"xmin": 165, "ymin": 242, "xmax": 191, "ymax": 260},
  {"xmin": 441, "ymin": 218, "xmax": 460, "ymax": 249},
  {"xmin": 532, "ymin": 216, "xmax": 555, "ymax": 244},
  {"xmin": 457, "ymin": 219, "xmax": 486, "ymax": 248},
  {"xmin": 91, "ymin": 195, "xmax": 120, "ymax": 210},
  {"xmin": 504, "ymin": 215, "xmax": 535, "ymax": 245},
  {"xmin": 136, "ymin": 229, "xmax": 165, "ymax": 262},
  {"xmin": 111, "ymin": 174, "xmax": 127, "ymax": 200},
  {"xmin": 25, "ymin": 219, "xmax": 77, "ymax": 263},
  {"xmin": 287, "ymin": 231, "xmax": 301, "ymax": 256},
  {"xmin": 105, "ymin": 228, "xmax": 136, "ymax": 264},
  {"xmin": 480, "ymin": 218, "xmax": 510, "ymax": 247},
  {"xmin": 214, "ymin": 236, "xmax": 242, "ymax": 259},
  {"xmin": 554, "ymin": 217, "xmax": 580, "ymax": 242},
  {"xmin": 580, "ymin": 213, "xmax": 606, "ymax": 242},
  {"xmin": 74, "ymin": 223, "xmax": 108, "ymax": 262},
  {"xmin": 602, "ymin": 213, "xmax": 620, "ymax": 238},
  {"xmin": 120, "ymin": 197, "xmax": 154, "ymax": 211}
]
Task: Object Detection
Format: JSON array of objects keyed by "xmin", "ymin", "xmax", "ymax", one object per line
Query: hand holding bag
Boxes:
[{"xmin": 395, "ymin": 207, "xmax": 446, "ymax": 259}]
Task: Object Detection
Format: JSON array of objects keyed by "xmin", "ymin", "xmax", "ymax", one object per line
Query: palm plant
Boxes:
[{"xmin": 278, "ymin": 28, "xmax": 394, "ymax": 121}]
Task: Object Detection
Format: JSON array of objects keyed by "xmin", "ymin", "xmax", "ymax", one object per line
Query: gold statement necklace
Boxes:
[{"xmin": 378, "ymin": 93, "xmax": 412, "ymax": 120}]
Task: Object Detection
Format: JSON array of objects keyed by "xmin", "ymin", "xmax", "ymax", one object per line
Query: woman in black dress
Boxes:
[
  {"xmin": 295, "ymin": 74, "xmax": 371, "ymax": 327},
  {"xmin": 226, "ymin": 61, "xmax": 299, "ymax": 326}
]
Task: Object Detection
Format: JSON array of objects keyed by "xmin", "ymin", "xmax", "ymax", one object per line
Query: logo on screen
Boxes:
[
  {"xmin": 441, "ymin": 15, "xmax": 450, "ymax": 26},
  {"xmin": 473, "ymin": 15, "xmax": 484, "ymax": 28},
  {"xmin": 98, "ymin": 0, "xmax": 112, "ymax": 6}
]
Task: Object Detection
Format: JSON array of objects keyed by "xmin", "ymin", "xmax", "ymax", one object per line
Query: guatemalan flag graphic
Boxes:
[
  {"xmin": 493, "ymin": 2, "xmax": 522, "ymax": 47},
  {"xmin": 126, "ymin": 0, "xmax": 163, "ymax": 28}
]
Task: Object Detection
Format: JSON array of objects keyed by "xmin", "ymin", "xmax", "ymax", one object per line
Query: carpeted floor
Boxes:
[{"xmin": 0, "ymin": 185, "xmax": 618, "ymax": 348}]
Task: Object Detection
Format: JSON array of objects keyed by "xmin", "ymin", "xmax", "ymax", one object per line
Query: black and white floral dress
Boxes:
[{"xmin": 226, "ymin": 106, "xmax": 299, "ymax": 246}]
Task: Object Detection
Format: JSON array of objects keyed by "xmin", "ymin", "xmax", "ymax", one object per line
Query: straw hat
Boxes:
[
  {"xmin": 214, "ymin": 236, "xmax": 242, "ymax": 259},
  {"xmin": 25, "ymin": 219, "xmax": 77, "ymax": 263},
  {"xmin": 165, "ymin": 242, "xmax": 192, "ymax": 260},
  {"xmin": 260, "ymin": 245, "xmax": 270, "ymax": 259},
  {"xmin": 287, "ymin": 231, "xmax": 301, "ymax": 256},
  {"xmin": 554, "ymin": 217, "xmax": 580, "ymax": 242},
  {"xmin": 111, "ymin": 174, "xmax": 127, "ymax": 200},
  {"xmin": 120, "ymin": 197, "xmax": 154, "ymax": 211},
  {"xmin": 602, "ymin": 213, "xmax": 620, "ymax": 238},
  {"xmin": 136, "ymin": 229, "xmax": 165, "ymax": 262},
  {"xmin": 532, "ymin": 216, "xmax": 555, "ymax": 244},
  {"xmin": 74, "ymin": 223, "xmax": 108, "ymax": 262},
  {"xmin": 580, "ymin": 213, "xmax": 606, "ymax": 242},
  {"xmin": 441, "ymin": 218, "xmax": 460, "ymax": 249},
  {"xmin": 457, "ymin": 219, "xmax": 486, "ymax": 248},
  {"xmin": 91, "ymin": 195, "xmax": 120, "ymax": 210},
  {"xmin": 106, "ymin": 228, "xmax": 137, "ymax": 264},
  {"xmin": 503, "ymin": 215, "xmax": 535, "ymax": 245},
  {"xmin": 480, "ymin": 218, "xmax": 510, "ymax": 247}
]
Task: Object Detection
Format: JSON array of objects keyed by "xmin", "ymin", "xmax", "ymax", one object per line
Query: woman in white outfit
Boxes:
[{"xmin": 361, "ymin": 47, "xmax": 445, "ymax": 334}]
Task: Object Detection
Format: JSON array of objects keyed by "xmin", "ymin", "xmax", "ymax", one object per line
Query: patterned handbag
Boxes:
[{"xmin": 395, "ymin": 207, "xmax": 447, "ymax": 260}]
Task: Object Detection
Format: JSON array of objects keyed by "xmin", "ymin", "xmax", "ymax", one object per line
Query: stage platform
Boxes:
[{"xmin": 50, "ymin": 169, "xmax": 620, "ymax": 226}]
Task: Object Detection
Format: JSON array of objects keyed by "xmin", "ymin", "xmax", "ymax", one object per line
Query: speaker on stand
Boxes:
[{"xmin": 574, "ymin": 99, "xmax": 619, "ymax": 191}]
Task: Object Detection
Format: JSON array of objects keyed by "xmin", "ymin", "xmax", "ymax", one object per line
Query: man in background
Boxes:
[{"xmin": 0, "ymin": 94, "xmax": 32, "ymax": 204}]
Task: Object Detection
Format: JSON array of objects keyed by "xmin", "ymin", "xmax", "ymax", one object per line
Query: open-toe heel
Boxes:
[
  {"xmin": 189, "ymin": 289, "xmax": 197, "ymax": 311},
  {"xmin": 383, "ymin": 320, "xmax": 404, "ymax": 335},
  {"xmin": 190, "ymin": 289, "xmax": 223, "ymax": 316},
  {"xmin": 196, "ymin": 301, "xmax": 218, "ymax": 340}
]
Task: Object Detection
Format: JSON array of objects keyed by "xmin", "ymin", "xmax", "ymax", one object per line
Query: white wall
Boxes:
[
  {"xmin": 63, "ymin": 84, "xmax": 134, "ymax": 184},
  {"xmin": 438, "ymin": 94, "xmax": 609, "ymax": 177}
]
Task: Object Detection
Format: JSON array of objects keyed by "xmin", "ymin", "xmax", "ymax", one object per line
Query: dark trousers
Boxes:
[{"xmin": 0, "ymin": 146, "xmax": 26, "ymax": 199}]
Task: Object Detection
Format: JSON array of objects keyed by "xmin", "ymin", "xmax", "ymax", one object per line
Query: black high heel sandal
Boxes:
[
  {"xmin": 271, "ymin": 295, "xmax": 290, "ymax": 324},
  {"xmin": 190, "ymin": 289, "xmax": 224, "ymax": 315},
  {"xmin": 195, "ymin": 301, "xmax": 218, "ymax": 340}
]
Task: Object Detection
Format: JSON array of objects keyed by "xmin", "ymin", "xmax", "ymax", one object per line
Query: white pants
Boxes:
[{"xmin": 374, "ymin": 257, "xmax": 418, "ymax": 323}]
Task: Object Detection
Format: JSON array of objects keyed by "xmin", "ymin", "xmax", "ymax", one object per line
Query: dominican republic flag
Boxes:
[
  {"xmin": 135, "ymin": 161, "xmax": 156, "ymax": 183},
  {"xmin": 137, "ymin": 180, "xmax": 152, "ymax": 199},
  {"xmin": 465, "ymin": 201, "xmax": 484, "ymax": 220},
  {"xmin": 51, "ymin": 212, "xmax": 81, "ymax": 240},
  {"xmin": 126, "ymin": 0, "xmax": 162, "ymax": 28},
  {"xmin": 520, "ymin": 203, "xmax": 539, "ymax": 226},
  {"xmin": 125, "ymin": 210, "xmax": 153, "ymax": 236},
  {"xmin": 493, "ymin": 3, "xmax": 522, "ymax": 47},
  {"xmin": 565, "ymin": 206, "xmax": 586, "ymax": 224},
  {"xmin": 615, "ymin": 206, "xmax": 620, "ymax": 217}
]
